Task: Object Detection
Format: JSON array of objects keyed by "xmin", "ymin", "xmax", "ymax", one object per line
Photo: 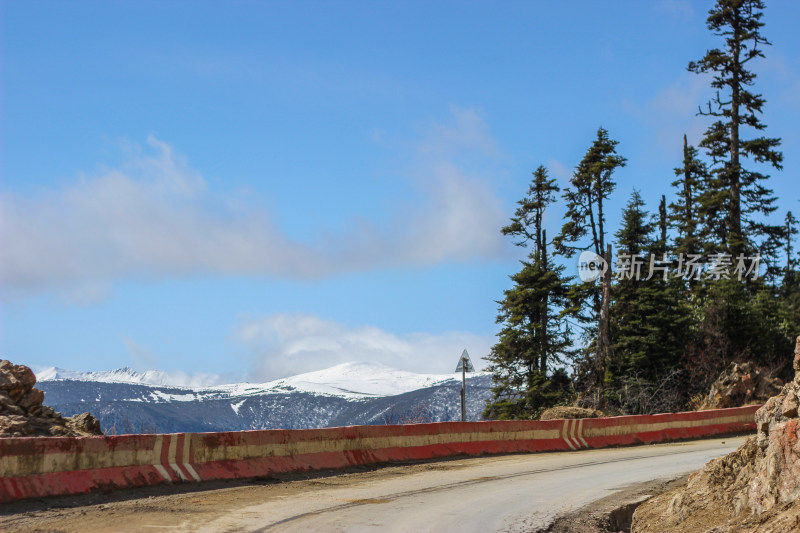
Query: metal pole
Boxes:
[{"xmin": 460, "ymin": 361, "xmax": 466, "ymax": 422}]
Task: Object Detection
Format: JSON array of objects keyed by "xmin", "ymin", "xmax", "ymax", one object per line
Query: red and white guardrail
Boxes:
[{"xmin": 0, "ymin": 405, "xmax": 759, "ymax": 503}]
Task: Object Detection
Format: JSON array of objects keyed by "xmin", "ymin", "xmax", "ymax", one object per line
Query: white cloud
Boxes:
[
  {"xmin": 120, "ymin": 335, "xmax": 231, "ymax": 386},
  {"xmin": 1, "ymin": 110, "xmax": 509, "ymax": 298},
  {"xmin": 420, "ymin": 106, "xmax": 503, "ymax": 160},
  {"xmin": 122, "ymin": 335, "xmax": 158, "ymax": 368},
  {"xmin": 236, "ymin": 313, "xmax": 494, "ymax": 380},
  {"xmin": 153, "ymin": 369, "xmax": 228, "ymax": 388},
  {"xmin": 1, "ymin": 135, "xmax": 311, "ymax": 294}
]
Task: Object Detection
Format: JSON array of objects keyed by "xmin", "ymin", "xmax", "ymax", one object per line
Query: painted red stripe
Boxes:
[
  {"xmin": 171, "ymin": 433, "xmax": 193, "ymax": 480},
  {"xmin": 0, "ymin": 465, "xmax": 168, "ymax": 503},
  {"xmin": 159, "ymin": 434, "xmax": 171, "ymax": 466},
  {"xmin": 154, "ymin": 434, "xmax": 176, "ymax": 482},
  {"xmin": 174, "ymin": 433, "xmax": 184, "ymax": 464},
  {"xmin": 189, "ymin": 438, "xmax": 575, "ymax": 481},
  {"xmin": 6, "ymin": 478, "xmax": 23, "ymax": 501}
]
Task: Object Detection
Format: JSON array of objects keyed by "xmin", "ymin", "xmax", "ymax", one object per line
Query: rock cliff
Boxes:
[
  {"xmin": 0, "ymin": 360, "xmax": 101, "ymax": 437},
  {"xmin": 632, "ymin": 338, "xmax": 800, "ymax": 532}
]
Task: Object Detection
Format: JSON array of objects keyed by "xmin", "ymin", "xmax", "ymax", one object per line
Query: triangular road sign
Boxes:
[{"xmin": 455, "ymin": 349, "xmax": 475, "ymax": 372}]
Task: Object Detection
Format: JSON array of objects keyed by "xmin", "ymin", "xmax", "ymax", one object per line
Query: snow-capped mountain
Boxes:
[
  {"xmin": 37, "ymin": 366, "xmax": 177, "ymax": 386},
  {"xmin": 242, "ymin": 362, "xmax": 463, "ymax": 398},
  {"xmin": 35, "ymin": 366, "xmax": 223, "ymax": 388},
  {"xmin": 35, "ymin": 362, "xmax": 493, "ymax": 433}
]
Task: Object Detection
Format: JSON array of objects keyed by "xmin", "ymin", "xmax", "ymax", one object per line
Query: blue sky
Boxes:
[{"xmin": 2, "ymin": 1, "xmax": 799, "ymax": 383}]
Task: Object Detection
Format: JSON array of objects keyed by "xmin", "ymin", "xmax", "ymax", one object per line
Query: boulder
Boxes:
[
  {"xmin": 693, "ymin": 361, "xmax": 782, "ymax": 411},
  {"xmin": 0, "ymin": 359, "xmax": 102, "ymax": 437},
  {"xmin": 0, "ymin": 360, "xmax": 37, "ymax": 391},
  {"xmin": 66, "ymin": 412, "xmax": 102, "ymax": 435}
]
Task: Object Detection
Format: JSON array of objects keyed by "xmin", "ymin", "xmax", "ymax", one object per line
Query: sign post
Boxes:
[{"xmin": 455, "ymin": 349, "xmax": 475, "ymax": 422}]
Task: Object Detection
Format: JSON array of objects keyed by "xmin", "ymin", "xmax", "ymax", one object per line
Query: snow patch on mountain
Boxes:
[
  {"xmin": 259, "ymin": 362, "xmax": 466, "ymax": 398},
  {"xmin": 38, "ymin": 361, "xmax": 486, "ymax": 400},
  {"xmin": 231, "ymin": 399, "xmax": 246, "ymax": 415},
  {"xmin": 35, "ymin": 366, "xmax": 222, "ymax": 388}
]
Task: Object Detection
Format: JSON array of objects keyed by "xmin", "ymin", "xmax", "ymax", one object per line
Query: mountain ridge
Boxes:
[{"xmin": 35, "ymin": 361, "xmax": 494, "ymax": 433}]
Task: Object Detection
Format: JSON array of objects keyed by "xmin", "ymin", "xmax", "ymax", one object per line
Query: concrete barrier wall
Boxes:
[{"xmin": 0, "ymin": 405, "xmax": 759, "ymax": 503}]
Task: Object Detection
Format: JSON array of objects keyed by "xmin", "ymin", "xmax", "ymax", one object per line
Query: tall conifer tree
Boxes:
[
  {"xmin": 554, "ymin": 128, "xmax": 626, "ymax": 389},
  {"xmin": 610, "ymin": 192, "xmax": 689, "ymax": 388},
  {"xmin": 778, "ymin": 212, "xmax": 800, "ymax": 341},
  {"xmin": 688, "ymin": 0, "xmax": 783, "ymax": 259},
  {"xmin": 484, "ymin": 167, "xmax": 573, "ymax": 419},
  {"xmin": 669, "ymin": 135, "xmax": 710, "ymax": 256},
  {"xmin": 554, "ymin": 128, "xmax": 626, "ymax": 259},
  {"xmin": 683, "ymin": 0, "xmax": 792, "ymax": 381}
]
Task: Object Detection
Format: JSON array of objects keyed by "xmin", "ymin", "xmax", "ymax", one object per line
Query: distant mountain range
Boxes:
[{"xmin": 36, "ymin": 362, "xmax": 494, "ymax": 434}]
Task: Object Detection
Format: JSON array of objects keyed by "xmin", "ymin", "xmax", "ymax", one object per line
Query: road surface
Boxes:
[{"xmin": 2, "ymin": 435, "xmax": 747, "ymax": 533}]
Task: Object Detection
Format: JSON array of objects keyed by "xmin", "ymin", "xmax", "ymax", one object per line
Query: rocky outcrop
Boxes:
[
  {"xmin": 693, "ymin": 361, "xmax": 782, "ymax": 411},
  {"xmin": 0, "ymin": 360, "xmax": 102, "ymax": 437},
  {"xmin": 540, "ymin": 406, "xmax": 604, "ymax": 420},
  {"xmin": 632, "ymin": 337, "xmax": 800, "ymax": 532},
  {"xmin": 746, "ymin": 339, "xmax": 800, "ymax": 514}
]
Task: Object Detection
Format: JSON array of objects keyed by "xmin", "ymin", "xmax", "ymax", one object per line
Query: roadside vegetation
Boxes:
[{"xmin": 484, "ymin": 0, "xmax": 799, "ymax": 420}]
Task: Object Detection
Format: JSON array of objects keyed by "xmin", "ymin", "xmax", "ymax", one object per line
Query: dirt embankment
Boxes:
[
  {"xmin": 0, "ymin": 359, "xmax": 101, "ymax": 437},
  {"xmin": 631, "ymin": 337, "xmax": 800, "ymax": 532},
  {"xmin": 537, "ymin": 475, "xmax": 690, "ymax": 533},
  {"xmin": 691, "ymin": 360, "xmax": 783, "ymax": 411}
]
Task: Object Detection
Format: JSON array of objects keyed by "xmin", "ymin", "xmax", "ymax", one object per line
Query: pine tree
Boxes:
[
  {"xmin": 657, "ymin": 195, "xmax": 668, "ymax": 255},
  {"xmin": 683, "ymin": 0, "xmax": 792, "ymax": 384},
  {"xmin": 609, "ymin": 191, "xmax": 654, "ymax": 383},
  {"xmin": 778, "ymin": 212, "xmax": 800, "ymax": 342},
  {"xmin": 553, "ymin": 128, "xmax": 626, "ymax": 391},
  {"xmin": 616, "ymin": 191, "xmax": 655, "ymax": 258},
  {"xmin": 785, "ymin": 212, "xmax": 798, "ymax": 276},
  {"xmin": 502, "ymin": 167, "xmax": 559, "ymax": 266},
  {"xmin": 688, "ymin": 0, "xmax": 783, "ymax": 259},
  {"xmin": 669, "ymin": 135, "xmax": 710, "ymax": 256},
  {"xmin": 609, "ymin": 192, "xmax": 691, "ymax": 411},
  {"xmin": 484, "ymin": 167, "xmax": 573, "ymax": 419},
  {"xmin": 554, "ymin": 128, "xmax": 626, "ymax": 259}
]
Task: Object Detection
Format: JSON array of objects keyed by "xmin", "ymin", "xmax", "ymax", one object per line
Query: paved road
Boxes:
[{"xmin": 192, "ymin": 436, "xmax": 745, "ymax": 533}]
